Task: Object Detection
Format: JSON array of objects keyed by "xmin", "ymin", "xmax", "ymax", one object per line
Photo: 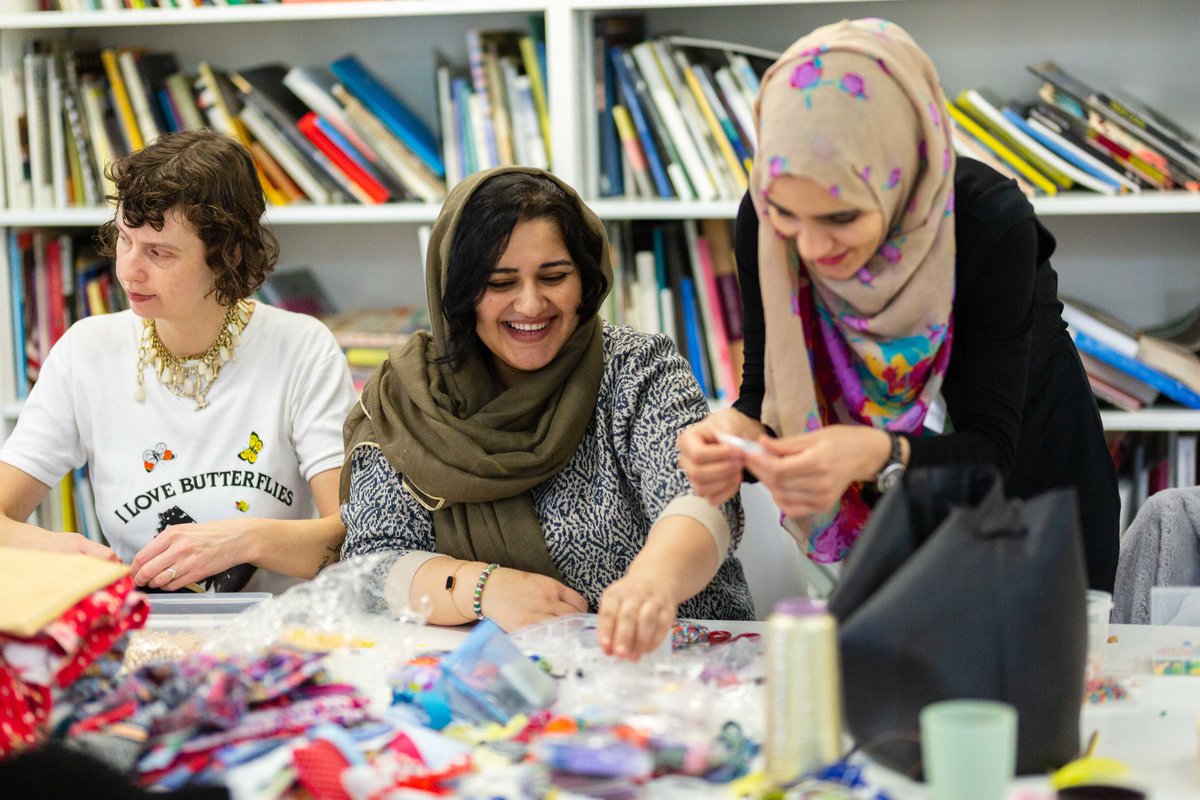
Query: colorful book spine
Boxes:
[
  {"xmin": 329, "ymin": 56, "xmax": 444, "ymax": 178},
  {"xmin": 297, "ymin": 112, "xmax": 389, "ymax": 204},
  {"xmin": 1072, "ymin": 330, "xmax": 1200, "ymax": 410},
  {"xmin": 518, "ymin": 35, "xmax": 551, "ymax": 165},
  {"xmin": 957, "ymin": 88, "xmax": 1073, "ymax": 189},
  {"xmin": 680, "ymin": 276, "xmax": 713, "ymax": 398},
  {"xmin": 609, "ymin": 47, "xmax": 673, "ymax": 198},
  {"xmin": 611, "ymin": 105, "xmax": 654, "ymax": 198},
  {"xmin": 464, "ymin": 29, "xmax": 500, "ymax": 169},
  {"xmin": 630, "ymin": 42, "xmax": 717, "ymax": 201},
  {"xmin": 1005, "ymin": 108, "xmax": 1130, "ymax": 193},
  {"xmin": 691, "ymin": 227, "xmax": 737, "ymax": 400},
  {"xmin": 8, "ymin": 231, "xmax": 28, "ymax": 398},
  {"xmin": 680, "ymin": 58, "xmax": 746, "ymax": 191},
  {"xmin": 946, "ymin": 103, "xmax": 1057, "ymax": 195},
  {"xmin": 100, "ymin": 48, "xmax": 144, "ymax": 152}
]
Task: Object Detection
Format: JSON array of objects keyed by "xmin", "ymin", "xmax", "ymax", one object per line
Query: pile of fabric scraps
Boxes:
[
  {"xmin": 371, "ymin": 620, "xmax": 762, "ymax": 799},
  {"xmin": 0, "ymin": 546, "xmax": 148, "ymax": 758},
  {"xmin": 66, "ymin": 646, "xmax": 375, "ymax": 791}
]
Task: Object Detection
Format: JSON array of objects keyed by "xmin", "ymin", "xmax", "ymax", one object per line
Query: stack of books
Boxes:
[
  {"xmin": 604, "ymin": 217, "xmax": 744, "ymax": 401},
  {"xmin": 319, "ymin": 307, "xmax": 429, "ymax": 391},
  {"xmin": 949, "ymin": 62, "xmax": 1200, "ymax": 198},
  {"xmin": 6, "ymin": 228, "xmax": 115, "ymax": 540},
  {"xmin": 1061, "ymin": 295, "xmax": 1200, "ymax": 412},
  {"xmin": 592, "ymin": 15, "xmax": 776, "ymax": 201},
  {"xmin": 435, "ymin": 22, "xmax": 551, "ymax": 187},
  {"xmin": 7, "ymin": 229, "xmax": 121, "ymax": 399},
  {"xmin": 1, "ymin": 38, "xmax": 551, "ymax": 210},
  {"xmin": 257, "ymin": 266, "xmax": 429, "ymax": 392}
]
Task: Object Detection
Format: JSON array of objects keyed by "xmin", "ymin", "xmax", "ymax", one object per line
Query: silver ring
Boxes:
[{"xmin": 166, "ymin": 567, "xmax": 178, "ymax": 581}]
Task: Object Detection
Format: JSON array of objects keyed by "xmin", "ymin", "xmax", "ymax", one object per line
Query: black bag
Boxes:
[{"xmin": 826, "ymin": 464, "xmax": 1087, "ymax": 776}]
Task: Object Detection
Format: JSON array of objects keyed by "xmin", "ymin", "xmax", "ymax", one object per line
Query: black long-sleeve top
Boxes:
[{"xmin": 732, "ymin": 157, "xmax": 1119, "ymax": 591}]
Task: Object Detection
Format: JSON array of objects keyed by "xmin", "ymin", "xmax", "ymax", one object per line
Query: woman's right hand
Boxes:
[
  {"xmin": 30, "ymin": 530, "xmax": 120, "ymax": 562},
  {"xmin": 676, "ymin": 407, "xmax": 767, "ymax": 505},
  {"xmin": 479, "ymin": 567, "xmax": 588, "ymax": 632}
]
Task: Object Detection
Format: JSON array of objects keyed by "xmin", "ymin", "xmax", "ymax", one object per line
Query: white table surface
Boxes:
[
  {"xmin": 861, "ymin": 623, "xmax": 1200, "ymax": 800},
  {"xmin": 145, "ymin": 614, "xmax": 1200, "ymax": 799}
]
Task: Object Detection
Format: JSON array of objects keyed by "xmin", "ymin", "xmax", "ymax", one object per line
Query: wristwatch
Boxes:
[{"xmin": 875, "ymin": 432, "xmax": 905, "ymax": 493}]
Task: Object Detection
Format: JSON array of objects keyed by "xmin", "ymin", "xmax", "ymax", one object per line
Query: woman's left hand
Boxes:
[
  {"xmin": 598, "ymin": 570, "xmax": 678, "ymax": 660},
  {"xmin": 745, "ymin": 425, "xmax": 888, "ymax": 517},
  {"xmin": 130, "ymin": 518, "xmax": 257, "ymax": 590}
]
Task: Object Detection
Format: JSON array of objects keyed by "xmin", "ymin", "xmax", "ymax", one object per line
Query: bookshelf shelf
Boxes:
[
  {"xmin": 0, "ymin": 0, "xmax": 550, "ymax": 30},
  {"xmin": 592, "ymin": 194, "xmax": 1200, "ymax": 220},
  {"xmin": 6, "ymin": 194, "xmax": 1198, "ymax": 229},
  {"xmin": 571, "ymin": 0, "xmax": 901, "ymax": 10},
  {"xmin": 1032, "ymin": 193, "xmax": 1200, "ymax": 217},
  {"xmin": 1099, "ymin": 409, "xmax": 1200, "ymax": 432},
  {"xmin": 0, "ymin": 204, "xmax": 445, "ymax": 227},
  {"xmin": 589, "ymin": 199, "xmax": 740, "ymax": 220}
]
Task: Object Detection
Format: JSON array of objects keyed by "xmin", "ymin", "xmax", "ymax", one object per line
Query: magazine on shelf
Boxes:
[{"xmin": 1028, "ymin": 61, "xmax": 1200, "ymax": 185}]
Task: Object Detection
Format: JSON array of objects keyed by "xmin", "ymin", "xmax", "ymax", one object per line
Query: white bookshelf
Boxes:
[
  {"xmin": 1100, "ymin": 410, "xmax": 1200, "ymax": 433},
  {"xmin": 0, "ymin": 0, "xmax": 1198, "ymax": 440},
  {"xmin": 0, "ymin": 0, "xmax": 551, "ymax": 29}
]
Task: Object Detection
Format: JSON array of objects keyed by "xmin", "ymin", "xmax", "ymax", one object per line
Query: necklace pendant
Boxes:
[{"xmin": 135, "ymin": 385, "xmax": 146, "ymax": 402}]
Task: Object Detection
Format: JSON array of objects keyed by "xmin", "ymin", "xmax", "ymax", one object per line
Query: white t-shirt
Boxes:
[{"xmin": 0, "ymin": 304, "xmax": 356, "ymax": 593}]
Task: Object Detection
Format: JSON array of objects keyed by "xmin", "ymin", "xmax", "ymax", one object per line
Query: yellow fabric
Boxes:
[{"xmin": 0, "ymin": 546, "xmax": 129, "ymax": 637}]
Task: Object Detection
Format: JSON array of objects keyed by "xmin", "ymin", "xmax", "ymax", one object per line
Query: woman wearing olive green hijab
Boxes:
[{"xmin": 341, "ymin": 167, "xmax": 754, "ymax": 657}]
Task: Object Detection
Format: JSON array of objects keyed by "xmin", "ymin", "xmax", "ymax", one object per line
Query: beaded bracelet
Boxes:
[{"xmin": 472, "ymin": 562, "xmax": 500, "ymax": 621}]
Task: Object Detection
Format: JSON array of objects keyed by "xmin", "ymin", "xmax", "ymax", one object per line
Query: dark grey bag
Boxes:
[{"xmin": 827, "ymin": 464, "xmax": 1087, "ymax": 776}]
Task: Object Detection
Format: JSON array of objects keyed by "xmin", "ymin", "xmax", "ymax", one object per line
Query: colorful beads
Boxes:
[
  {"xmin": 472, "ymin": 563, "xmax": 500, "ymax": 621},
  {"xmin": 671, "ymin": 621, "xmax": 709, "ymax": 649},
  {"xmin": 1083, "ymin": 676, "xmax": 1128, "ymax": 704}
]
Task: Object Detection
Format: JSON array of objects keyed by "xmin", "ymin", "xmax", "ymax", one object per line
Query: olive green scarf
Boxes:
[{"xmin": 340, "ymin": 166, "xmax": 612, "ymax": 579}]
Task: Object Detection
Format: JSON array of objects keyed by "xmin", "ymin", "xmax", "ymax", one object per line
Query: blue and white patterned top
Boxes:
[{"xmin": 341, "ymin": 324, "xmax": 755, "ymax": 621}]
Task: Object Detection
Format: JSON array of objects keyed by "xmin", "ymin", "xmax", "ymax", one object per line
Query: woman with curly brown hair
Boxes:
[{"xmin": 0, "ymin": 129, "xmax": 356, "ymax": 594}]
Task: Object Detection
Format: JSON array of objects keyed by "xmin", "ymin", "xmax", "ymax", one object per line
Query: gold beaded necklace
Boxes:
[{"xmin": 135, "ymin": 300, "xmax": 253, "ymax": 411}]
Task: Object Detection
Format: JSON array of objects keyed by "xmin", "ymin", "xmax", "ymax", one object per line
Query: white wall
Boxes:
[{"xmin": 735, "ymin": 481, "xmax": 809, "ymax": 619}]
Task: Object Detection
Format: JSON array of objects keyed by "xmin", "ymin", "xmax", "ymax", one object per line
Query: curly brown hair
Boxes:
[{"xmin": 95, "ymin": 129, "xmax": 279, "ymax": 306}]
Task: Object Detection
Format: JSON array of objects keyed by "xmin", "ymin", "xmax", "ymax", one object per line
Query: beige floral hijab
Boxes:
[{"xmin": 752, "ymin": 18, "xmax": 956, "ymax": 561}]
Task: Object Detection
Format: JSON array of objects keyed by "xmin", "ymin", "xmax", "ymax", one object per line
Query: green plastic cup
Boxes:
[{"xmin": 920, "ymin": 699, "xmax": 1018, "ymax": 800}]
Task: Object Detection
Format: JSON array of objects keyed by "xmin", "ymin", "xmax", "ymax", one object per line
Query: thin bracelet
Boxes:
[
  {"xmin": 472, "ymin": 563, "xmax": 500, "ymax": 621},
  {"xmin": 444, "ymin": 560, "xmax": 471, "ymax": 593},
  {"xmin": 446, "ymin": 561, "xmax": 473, "ymax": 620}
]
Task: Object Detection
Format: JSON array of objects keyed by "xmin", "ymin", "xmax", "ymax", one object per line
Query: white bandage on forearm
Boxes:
[
  {"xmin": 385, "ymin": 551, "xmax": 448, "ymax": 613},
  {"xmin": 658, "ymin": 494, "xmax": 732, "ymax": 563}
]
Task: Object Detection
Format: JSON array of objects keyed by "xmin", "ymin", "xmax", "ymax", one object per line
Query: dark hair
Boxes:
[
  {"xmin": 441, "ymin": 172, "xmax": 607, "ymax": 369},
  {"xmin": 95, "ymin": 129, "xmax": 279, "ymax": 306}
]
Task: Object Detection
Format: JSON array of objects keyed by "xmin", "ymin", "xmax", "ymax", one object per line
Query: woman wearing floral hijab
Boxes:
[{"xmin": 679, "ymin": 18, "xmax": 1119, "ymax": 591}]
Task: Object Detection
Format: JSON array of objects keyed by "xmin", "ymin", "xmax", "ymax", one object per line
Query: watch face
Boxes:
[{"xmin": 878, "ymin": 463, "xmax": 904, "ymax": 492}]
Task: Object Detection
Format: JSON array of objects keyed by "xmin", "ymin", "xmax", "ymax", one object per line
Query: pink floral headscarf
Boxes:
[{"xmin": 752, "ymin": 18, "xmax": 956, "ymax": 562}]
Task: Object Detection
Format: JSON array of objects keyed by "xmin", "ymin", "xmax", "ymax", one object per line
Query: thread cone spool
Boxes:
[{"xmin": 764, "ymin": 598, "xmax": 843, "ymax": 787}]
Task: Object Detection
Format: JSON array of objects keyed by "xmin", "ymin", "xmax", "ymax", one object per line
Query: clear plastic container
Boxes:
[
  {"xmin": 1086, "ymin": 589, "xmax": 1114, "ymax": 681},
  {"xmin": 147, "ymin": 591, "xmax": 272, "ymax": 615},
  {"xmin": 507, "ymin": 612, "xmax": 672, "ymax": 661}
]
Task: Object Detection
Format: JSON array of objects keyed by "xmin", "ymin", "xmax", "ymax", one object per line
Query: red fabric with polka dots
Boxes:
[{"xmin": 0, "ymin": 576, "xmax": 147, "ymax": 757}]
